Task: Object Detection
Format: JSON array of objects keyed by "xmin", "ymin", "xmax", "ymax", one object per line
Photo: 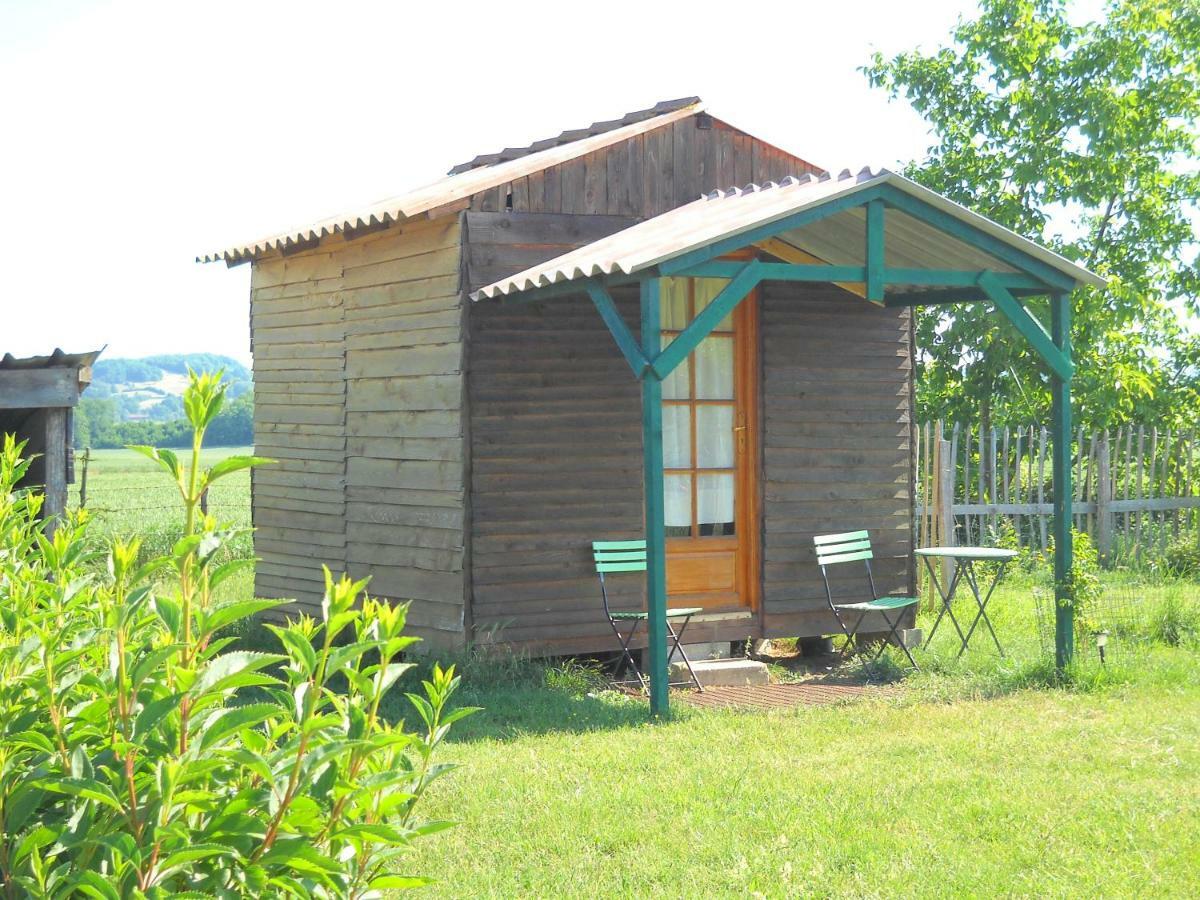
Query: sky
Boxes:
[{"xmin": 1, "ymin": 0, "xmax": 1018, "ymax": 364}]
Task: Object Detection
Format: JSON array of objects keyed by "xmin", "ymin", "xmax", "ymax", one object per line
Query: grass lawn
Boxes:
[
  {"xmin": 66, "ymin": 448, "xmax": 1200, "ymax": 895},
  {"xmin": 401, "ymin": 582, "xmax": 1200, "ymax": 898}
]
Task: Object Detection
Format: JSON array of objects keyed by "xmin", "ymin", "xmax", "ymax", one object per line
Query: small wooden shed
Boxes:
[
  {"xmin": 202, "ymin": 98, "xmax": 1101, "ymax": 675},
  {"xmin": 0, "ymin": 349, "xmax": 99, "ymax": 519}
]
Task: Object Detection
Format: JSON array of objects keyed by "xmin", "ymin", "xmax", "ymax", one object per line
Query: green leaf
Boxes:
[
  {"xmin": 203, "ymin": 455, "xmax": 274, "ymax": 487},
  {"xmin": 201, "ymin": 598, "xmax": 281, "ymax": 636},
  {"xmin": 71, "ymin": 871, "xmax": 122, "ymax": 900},
  {"xmin": 267, "ymin": 625, "xmax": 318, "ymax": 677},
  {"xmin": 153, "ymin": 844, "xmax": 231, "ymax": 882},
  {"xmin": 259, "ymin": 839, "xmax": 341, "ymax": 875},
  {"xmin": 32, "ymin": 776, "xmax": 123, "ymax": 811},
  {"xmin": 130, "ymin": 643, "xmax": 184, "ymax": 689},
  {"xmin": 133, "ymin": 693, "xmax": 183, "ymax": 738},
  {"xmin": 192, "ymin": 650, "xmax": 283, "ymax": 698},
  {"xmin": 128, "ymin": 445, "xmax": 182, "ymax": 484},
  {"xmin": 208, "ymin": 557, "xmax": 258, "ymax": 590},
  {"xmin": 197, "ymin": 702, "xmax": 279, "ymax": 750}
]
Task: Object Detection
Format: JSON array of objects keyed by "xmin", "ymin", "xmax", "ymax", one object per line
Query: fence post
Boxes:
[
  {"xmin": 1096, "ymin": 432, "xmax": 1113, "ymax": 563},
  {"xmin": 200, "ymin": 487, "xmax": 209, "ymax": 517},
  {"xmin": 938, "ymin": 435, "xmax": 954, "ymax": 584},
  {"xmin": 78, "ymin": 447, "xmax": 91, "ymax": 510}
]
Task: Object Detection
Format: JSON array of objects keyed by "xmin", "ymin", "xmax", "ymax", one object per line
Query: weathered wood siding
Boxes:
[
  {"xmin": 250, "ymin": 215, "xmax": 468, "ymax": 647},
  {"xmin": 469, "ymin": 118, "xmax": 821, "ymax": 218},
  {"xmin": 466, "ymin": 288, "xmax": 645, "ymax": 651},
  {"xmin": 760, "ymin": 283, "xmax": 915, "ymax": 637},
  {"xmin": 251, "ymin": 243, "xmax": 348, "ymax": 609}
]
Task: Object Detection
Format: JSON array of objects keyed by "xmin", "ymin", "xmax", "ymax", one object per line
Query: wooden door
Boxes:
[{"xmin": 660, "ymin": 277, "xmax": 760, "ymax": 611}]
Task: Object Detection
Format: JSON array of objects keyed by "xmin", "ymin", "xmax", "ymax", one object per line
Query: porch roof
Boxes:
[{"xmin": 470, "ymin": 168, "xmax": 1104, "ymax": 300}]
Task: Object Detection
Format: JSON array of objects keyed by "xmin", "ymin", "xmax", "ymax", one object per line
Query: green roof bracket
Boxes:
[
  {"xmin": 586, "ymin": 281, "xmax": 650, "ymax": 378},
  {"xmin": 650, "ymin": 261, "xmax": 763, "ymax": 380},
  {"xmin": 978, "ymin": 272, "xmax": 1074, "ymax": 381}
]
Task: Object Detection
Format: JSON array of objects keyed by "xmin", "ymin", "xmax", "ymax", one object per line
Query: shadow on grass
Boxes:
[{"xmin": 381, "ymin": 653, "xmax": 660, "ymax": 744}]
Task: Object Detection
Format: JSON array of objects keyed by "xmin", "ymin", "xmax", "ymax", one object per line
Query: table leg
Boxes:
[
  {"xmin": 922, "ymin": 554, "xmax": 969, "ymax": 651},
  {"xmin": 957, "ymin": 560, "xmax": 1008, "ymax": 658}
]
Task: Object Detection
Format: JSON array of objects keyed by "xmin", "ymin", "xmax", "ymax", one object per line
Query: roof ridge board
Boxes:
[{"xmin": 446, "ymin": 96, "xmax": 702, "ymax": 175}]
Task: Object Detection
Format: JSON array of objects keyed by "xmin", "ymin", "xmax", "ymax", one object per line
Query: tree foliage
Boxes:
[
  {"xmin": 0, "ymin": 373, "xmax": 473, "ymax": 895},
  {"xmin": 76, "ymin": 392, "xmax": 254, "ymax": 449},
  {"xmin": 866, "ymin": 0, "xmax": 1200, "ymax": 429}
]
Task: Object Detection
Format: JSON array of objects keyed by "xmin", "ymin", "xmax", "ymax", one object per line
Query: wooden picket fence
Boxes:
[{"xmin": 917, "ymin": 421, "xmax": 1200, "ymax": 562}]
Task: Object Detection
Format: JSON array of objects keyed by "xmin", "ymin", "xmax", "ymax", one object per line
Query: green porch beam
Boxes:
[
  {"xmin": 640, "ymin": 278, "xmax": 670, "ymax": 716},
  {"xmin": 657, "ymin": 185, "xmax": 886, "ymax": 276},
  {"xmin": 681, "ymin": 260, "xmax": 1047, "ymax": 292},
  {"xmin": 1051, "ymin": 292, "xmax": 1074, "ymax": 669},
  {"xmin": 878, "ymin": 185, "xmax": 1076, "ymax": 292},
  {"xmin": 651, "ymin": 261, "xmax": 763, "ymax": 380},
  {"xmin": 883, "ymin": 269, "xmax": 1046, "ymax": 289},
  {"xmin": 586, "ymin": 282, "xmax": 649, "ymax": 377},
  {"xmin": 978, "ymin": 273, "xmax": 1074, "ymax": 382},
  {"xmin": 866, "ymin": 198, "xmax": 885, "ymax": 301},
  {"xmin": 883, "ymin": 285, "xmax": 1045, "ymax": 307}
]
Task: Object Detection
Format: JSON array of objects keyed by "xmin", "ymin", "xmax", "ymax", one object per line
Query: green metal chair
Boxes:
[
  {"xmin": 813, "ymin": 530, "xmax": 920, "ymax": 669},
  {"xmin": 592, "ymin": 540, "xmax": 705, "ymax": 692}
]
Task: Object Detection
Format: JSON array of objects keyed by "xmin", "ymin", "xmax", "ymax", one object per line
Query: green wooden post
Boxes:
[
  {"xmin": 866, "ymin": 198, "xmax": 885, "ymax": 302},
  {"xmin": 1051, "ymin": 292, "xmax": 1074, "ymax": 668},
  {"xmin": 640, "ymin": 278, "xmax": 670, "ymax": 715}
]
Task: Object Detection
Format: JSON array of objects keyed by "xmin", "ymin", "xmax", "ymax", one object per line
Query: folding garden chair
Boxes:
[
  {"xmin": 813, "ymin": 530, "xmax": 920, "ymax": 669},
  {"xmin": 592, "ymin": 540, "xmax": 705, "ymax": 692}
]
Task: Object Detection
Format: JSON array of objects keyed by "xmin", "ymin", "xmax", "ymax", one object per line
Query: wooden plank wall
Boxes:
[
  {"xmin": 463, "ymin": 212, "xmax": 638, "ymax": 292},
  {"xmin": 250, "ymin": 215, "xmax": 468, "ymax": 647},
  {"xmin": 469, "ymin": 118, "xmax": 821, "ymax": 218},
  {"xmin": 251, "ymin": 244, "xmax": 349, "ymax": 608},
  {"xmin": 466, "ymin": 287, "xmax": 646, "ymax": 652},
  {"xmin": 760, "ymin": 283, "xmax": 915, "ymax": 637}
]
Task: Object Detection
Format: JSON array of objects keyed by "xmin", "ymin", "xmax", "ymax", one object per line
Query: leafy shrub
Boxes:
[
  {"xmin": 1146, "ymin": 591, "xmax": 1200, "ymax": 647},
  {"xmin": 1063, "ymin": 529, "xmax": 1104, "ymax": 638},
  {"xmin": 0, "ymin": 372, "xmax": 475, "ymax": 896},
  {"xmin": 1163, "ymin": 534, "xmax": 1200, "ymax": 579}
]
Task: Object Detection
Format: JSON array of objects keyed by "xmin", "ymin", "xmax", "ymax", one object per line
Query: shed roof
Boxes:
[
  {"xmin": 199, "ymin": 99, "xmax": 704, "ymax": 265},
  {"xmin": 0, "ymin": 348, "xmax": 102, "ymax": 373},
  {"xmin": 470, "ymin": 168, "xmax": 1105, "ymax": 299}
]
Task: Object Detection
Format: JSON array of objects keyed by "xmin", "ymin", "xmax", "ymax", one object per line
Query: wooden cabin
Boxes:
[
  {"xmin": 0, "ymin": 349, "xmax": 99, "ymax": 521},
  {"xmin": 201, "ymin": 98, "xmax": 919, "ymax": 653}
]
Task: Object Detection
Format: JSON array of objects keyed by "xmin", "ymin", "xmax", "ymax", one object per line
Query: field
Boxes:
[
  {"xmin": 69, "ymin": 449, "xmax": 1200, "ymax": 897},
  {"xmin": 68, "ymin": 446, "xmax": 255, "ymax": 597},
  {"xmin": 69, "ymin": 446, "xmax": 253, "ymax": 538}
]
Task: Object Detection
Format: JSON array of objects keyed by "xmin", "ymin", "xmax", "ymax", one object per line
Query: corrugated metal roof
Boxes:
[
  {"xmin": 199, "ymin": 100, "xmax": 704, "ymax": 265},
  {"xmin": 470, "ymin": 168, "xmax": 1105, "ymax": 299},
  {"xmin": 0, "ymin": 348, "xmax": 103, "ymax": 372},
  {"xmin": 447, "ymin": 97, "xmax": 701, "ymax": 175}
]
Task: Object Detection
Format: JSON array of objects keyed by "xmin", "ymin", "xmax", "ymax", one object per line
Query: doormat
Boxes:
[{"xmin": 677, "ymin": 680, "xmax": 892, "ymax": 710}]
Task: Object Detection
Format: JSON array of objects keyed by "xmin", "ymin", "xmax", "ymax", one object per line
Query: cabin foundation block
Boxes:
[{"xmin": 671, "ymin": 657, "xmax": 769, "ymax": 687}]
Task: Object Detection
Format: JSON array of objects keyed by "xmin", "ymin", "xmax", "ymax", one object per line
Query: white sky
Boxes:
[{"xmin": 1, "ymin": 0, "xmax": 992, "ymax": 365}]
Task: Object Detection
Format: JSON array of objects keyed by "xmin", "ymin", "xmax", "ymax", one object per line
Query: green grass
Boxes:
[
  {"xmin": 66, "ymin": 452, "xmax": 1200, "ymax": 895},
  {"xmin": 398, "ymin": 582, "xmax": 1200, "ymax": 898}
]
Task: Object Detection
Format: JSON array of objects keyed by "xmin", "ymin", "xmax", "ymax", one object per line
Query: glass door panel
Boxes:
[{"xmin": 658, "ymin": 275, "xmax": 758, "ymax": 610}]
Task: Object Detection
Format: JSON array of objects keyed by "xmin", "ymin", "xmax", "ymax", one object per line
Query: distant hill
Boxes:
[{"xmin": 89, "ymin": 354, "xmax": 251, "ymax": 421}]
